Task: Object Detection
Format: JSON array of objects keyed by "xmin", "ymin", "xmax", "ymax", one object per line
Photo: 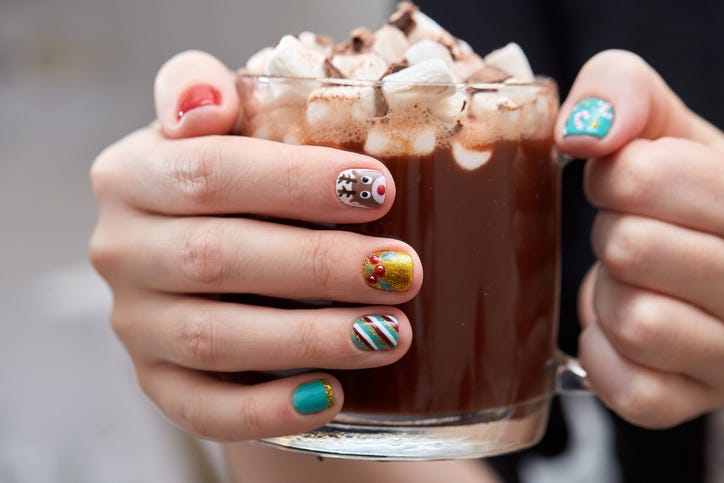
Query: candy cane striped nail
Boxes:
[{"xmin": 352, "ymin": 315, "xmax": 399, "ymax": 351}]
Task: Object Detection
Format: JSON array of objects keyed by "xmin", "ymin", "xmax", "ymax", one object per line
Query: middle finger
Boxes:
[{"xmin": 118, "ymin": 214, "xmax": 421, "ymax": 303}]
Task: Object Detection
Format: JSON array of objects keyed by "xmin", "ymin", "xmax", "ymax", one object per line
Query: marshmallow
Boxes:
[
  {"xmin": 405, "ymin": 39, "xmax": 453, "ymax": 65},
  {"xmin": 331, "ymin": 53, "xmax": 388, "ymax": 81},
  {"xmin": 248, "ymin": 106, "xmax": 301, "ymax": 142},
  {"xmin": 266, "ymin": 35, "xmax": 328, "ymax": 78},
  {"xmin": 306, "ymin": 85, "xmax": 377, "ymax": 127},
  {"xmin": 298, "ymin": 31, "xmax": 335, "ymax": 57},
  {"xmin": 382, "ymin": 58, "xmax": 455, "ymax": 108},
  {"xmin": 373, "ymin": 25, "xmax": 410, "ymax": 64},
  {"xmin": 452, "ymin": 141, "xmax": 492, "ymax": 171},
  {"xmin": 450, "ymin": 54, "xmax": 486, "ymax": 82},
  {"xmin": 245, "ymin": 47, "xmax": 274, "ymax": 74},
  {"xmin": 364, "ymin": 124, "xmax": 437, "ymax": 157},
  {"xmin": 408, "ymin": 10, "xmax": 457, "ymax": 47},
  {"xmin": 484, "ymin": 42, "xmax": 535, "ymax": 83},
  {"xmin": 429, "ymin": 91, "xmax": 469, "ymax": 123}
]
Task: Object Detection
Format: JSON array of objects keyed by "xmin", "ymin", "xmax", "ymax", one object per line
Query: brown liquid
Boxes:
[{"xmin": 334, "ymin": 138, "xmax": 560, "ymax": 416}]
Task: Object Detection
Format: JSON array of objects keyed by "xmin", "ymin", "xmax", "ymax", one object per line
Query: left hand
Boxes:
[{"xmin": 556, "ymin": 50, "xmax": 724, "ymax": 428}]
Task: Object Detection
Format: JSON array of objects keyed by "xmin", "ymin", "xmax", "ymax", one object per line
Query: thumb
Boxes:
[
  {"xmin": 556, "ymin": 49, "xmax": 723, "ymax": 158},
  {"xmin": 154, "ymin": 50, "xmax": 239, "ymax": 139}
]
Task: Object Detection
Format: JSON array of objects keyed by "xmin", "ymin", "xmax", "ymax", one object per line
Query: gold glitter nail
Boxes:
[{"xmin": 363, "ymin": 251, "xmax": 414, "ymax": 292}]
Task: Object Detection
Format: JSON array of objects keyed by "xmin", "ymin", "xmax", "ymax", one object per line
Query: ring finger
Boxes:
[{"xmin": 114, "ymin": 292, "xmax": 411, "ymax": 372}]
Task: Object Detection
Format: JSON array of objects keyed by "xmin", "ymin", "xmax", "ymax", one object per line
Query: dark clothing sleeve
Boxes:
[{"xmin": 414, "ymin": 0, "xmax": 723, "ymax": 481}]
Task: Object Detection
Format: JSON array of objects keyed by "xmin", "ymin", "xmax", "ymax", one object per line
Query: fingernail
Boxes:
[
  {"xmin": 563, "ymin": 97, "xmax": 614, "ymax": 138},
  {"xmin": 352, "ymin": 315, "xmax": 399, "ymax": 351},
  {"xmin": 336, "ymin": 169, "xmax": 387, "ymax": 208},
  {"xmin": 292, "ymin": 379, "xmax": 335, "ymax": 415},
  {"xmin": 177, "ymin": 84, "xmax": 222, "ymax": 120},
  {"xmin": 363, "ymin": 251, "xmax": 413, "ymax": 292}
]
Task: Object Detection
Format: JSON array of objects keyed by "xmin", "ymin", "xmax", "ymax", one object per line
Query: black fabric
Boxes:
[{"xmin": 414, "ymin": 0, "xmax": 723, "ymax": 481}]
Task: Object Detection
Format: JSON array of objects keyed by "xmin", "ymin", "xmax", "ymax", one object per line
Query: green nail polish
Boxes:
[
  {"xmin": 292, "ymin": 379, "xmax": 334, "ymax": 415},
  {"xmin": 563, "ymin": 97, "xmax": 614, "ymax": 138}
]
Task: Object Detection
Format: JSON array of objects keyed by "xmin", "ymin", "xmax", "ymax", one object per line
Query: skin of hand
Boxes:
[
  {"xmin": 89, "ymin": 50, "xmax": 423, "ymax": 442},
  {"xmin": 557, "ymin": 50, "xmax": 724, "ymax": 429}
]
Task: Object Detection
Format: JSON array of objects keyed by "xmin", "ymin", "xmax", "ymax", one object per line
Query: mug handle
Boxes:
[
  {"xmin": 555, "ymin": 350, "xmax": 592, "ymax": 394},
  {"xmin": 553, "ymin": 150, "xmax": 593, "ymax": 396}
]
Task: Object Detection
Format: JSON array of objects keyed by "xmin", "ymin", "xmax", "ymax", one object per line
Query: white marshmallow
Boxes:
[
  {"xmin": 331, "ymin": 53, "xmax": 388, "ymax": 80},
  {"xmin": 429, "ymin": 91, "xmax": 469, "ymax": 123},
  {"xmin": 405, "ymin": 39, "xmax": 453, "ymax": 65},
  {"xmin": 245, "ymin": 47, "xmax": 274, "ymax": 74},
  {"xmin": 382, "ymin": 58, "xmax": 456, "ymax": 108},
  {"xmin": 484, "ymin": 42, "xmax": 535, "ymax": 83},
  {"xmin": 248, "ymin": 106, "xmax": 301, "ymax": 142},
  {"xmin": 408, "ymin": 10, "xmax": 456, "ymax": 47},
  {"xmin": 266, "ymin": 35, "xmax": 327, "ymax": 78},
  {"xmin": 306, "ymin": 85, "xmax": 377, "ymax": 127},
  {"xmin": 450, "ymin": 55, "xmax": 486, "ymax": 82},
  {"xmin": 470, "ymin": 91, "xmax": 519, "ymax": 118},
  {"xmin": 364, "ymin": 124, "xmax": 437, "ymax": 157},
  {"xmin": 372, "ymin": 25, "xmax": 410, "ymax": 64},
  {"xmin": 452, "ymin": 141, "xmax": 492, "ymax": 171},
  {"xmin": 298, "ymin": 31, "xmax": 334, "ymax": 57}
]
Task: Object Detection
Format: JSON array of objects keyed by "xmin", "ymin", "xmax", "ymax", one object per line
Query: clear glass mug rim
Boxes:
[{"xmin": 238, "ymin": 72, "xmax": 556, "ymax": 91}]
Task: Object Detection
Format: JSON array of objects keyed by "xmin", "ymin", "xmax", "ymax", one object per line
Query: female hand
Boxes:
[
  {"xmin": 557, "ymin": 50, "xmax": 724, "ymax": 428},
  {"xmin": 89, "ymin": 50, "xmax": 420, "ymax": 441}
]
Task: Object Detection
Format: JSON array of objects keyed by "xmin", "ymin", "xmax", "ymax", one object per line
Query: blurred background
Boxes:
[{"xmin": 1, "ymin": 0, "xmax": 722, "ymax": 482}]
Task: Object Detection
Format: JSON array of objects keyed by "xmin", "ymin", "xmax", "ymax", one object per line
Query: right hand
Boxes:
[{"xmin": 89, "ymin": 50, "xmax": 421, "ymax": 441}]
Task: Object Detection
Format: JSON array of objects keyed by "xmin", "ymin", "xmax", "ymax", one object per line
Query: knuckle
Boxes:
[
  {"xmin": 304, "ymin": 232, "xmax": 334, "ymax": 289},
  {"xmin": 233, "ymin": 397, "xmax": 266, "ymax": 439},
  {"xmin": 88, "ymin": 225, "xmax": 123, "ymax": 277},
  {"xmin": 612, "ymin": 151, "xmax": 660, "ymax": 210},
  {"xmin": 179, "ymin": 224, "xmax": 227, "ymax": 286},
  {"xmin": 175, "ymin": 308, "xmax": 220, "ymax": 367},
  {"xmin": 90, "ymin": 144, "xmax": 122, "ymax": 200},
  {"xmin": 601, "ymin": 220, "xmax": 649, "ymax": 276},
  {"xmin": 295, "ymin": 315, "xmax": 322, "ymax": 361},
  {"xmin": 605, "ymin": 376, "xmax": 677, "ymax": 429},
  {"xmin": 283, "ymin": 155, "xmax": 311, "ymax": 207},
  {"xmin": 608, "ymin": 296, "xmax": 659, "ymax": 355},
  {"xmin": 167, "ymin": 143, "xmax": 225, "ymax": 208},
  {"xmin": 109, "ymin": 305, "xmax": 133, "ymax": 346},
  {"xmin": 178, "ymin": 393, "xmax": 215, "ymax": 438}
]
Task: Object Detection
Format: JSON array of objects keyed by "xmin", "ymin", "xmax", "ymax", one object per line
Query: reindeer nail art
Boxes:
[
  {"xmin": 336, "ymin": 169, "xmax": 387, "ymax": 208},
  {"xmin": 564, "ymin": 97, "xmax": 614, "ymax": 138}
]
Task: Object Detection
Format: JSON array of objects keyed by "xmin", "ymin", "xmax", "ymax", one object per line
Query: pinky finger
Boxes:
[
  {"xmin": 136, "ymin": 362, "xmax": 343, "ymax": 441},
  {"xmin": 579, "ymin": 322, "xmax": 719, "ymax": 429}
]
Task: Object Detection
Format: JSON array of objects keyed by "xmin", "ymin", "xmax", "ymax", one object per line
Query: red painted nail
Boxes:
[{"xmin": 176, "ymin": 84, "xmax": 221, "ymax": 120}]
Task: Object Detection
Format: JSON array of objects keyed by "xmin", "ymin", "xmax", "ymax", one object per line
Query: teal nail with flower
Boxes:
[{"xmin": 564, "ymin": 97, "xmax": 614, "ymax": 138}]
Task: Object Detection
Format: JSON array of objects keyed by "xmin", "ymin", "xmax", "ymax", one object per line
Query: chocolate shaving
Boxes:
[
  {"xmin": 388, "ymin": 2, "xmax": 417, "ymax": 34},
  {"xmin": 350, "ymin": 27, "xmax": 375, "ymax": 52},
  {"xmin": 324, "ymin": 59, "xmax": 345, "ymax": 79},
  {"xmin": 380, "ymin": 60, "xmax": 409, "ymax": 78},
  {"xmin": 467, "ymin": 64, "xmax": 512, "ymax": 83}
]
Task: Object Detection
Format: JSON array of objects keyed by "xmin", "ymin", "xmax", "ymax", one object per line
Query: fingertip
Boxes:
[
  {"xmin": 555, "ymin": 50, "xmax": 654, "ymax": 159},
  {"xmin": 154, "ymin": 50, "xmax": 239, "ymax": 139}
]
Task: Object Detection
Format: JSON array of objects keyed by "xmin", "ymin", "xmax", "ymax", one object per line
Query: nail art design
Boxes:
[
  {"xmin": 176, "ymin": 84, "xmax": 222, "ymax": 120},
  {"xmin": 352, "ymin": 315, "xmax": 399, "ymax": 351},
  {"xmin": 363, "ymin": 251, "xmax": 413, "ymax": 292},
  {"xmin": 292, "ymin": 379, "xmax": 335, "ymax": 415},
  {"xmin": 563, "ymin": 97, "xmax": 614, "ymax": 138},
  {"xmin": 336, "ymin": 169, "xmax": 387, "ymax": 208}
]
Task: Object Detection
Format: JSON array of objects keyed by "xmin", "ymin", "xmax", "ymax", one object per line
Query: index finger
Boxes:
[{"xmin": 91, "ymin": 127, "xmax": 394, "ymax": 223}]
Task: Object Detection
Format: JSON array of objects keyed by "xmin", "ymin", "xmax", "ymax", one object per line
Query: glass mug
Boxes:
[{"xmin": 234, "ymin": 74, "xmax": 590, "ymax": 460}]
